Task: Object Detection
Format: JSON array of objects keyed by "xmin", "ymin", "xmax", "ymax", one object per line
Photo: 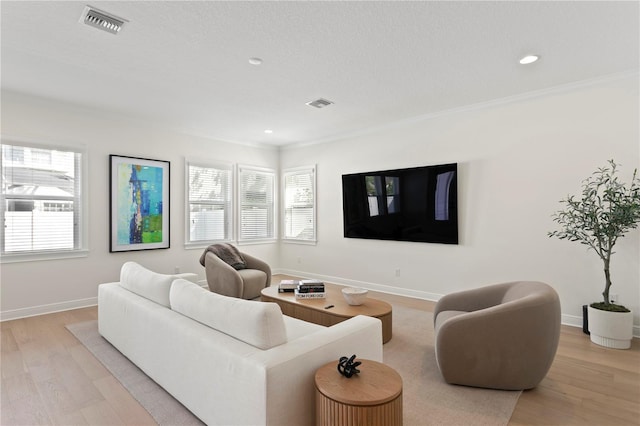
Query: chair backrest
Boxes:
[
  {"xmin": 501, "ymin": 281, "xmax": 559, "ymax": 306},
  {"xmin": 200, "ymin": 243, "xmax": 246, "ymax": 270},
  {"xmin": 502, "ymin": 281, "xmax": 555, "ymax": 303}
]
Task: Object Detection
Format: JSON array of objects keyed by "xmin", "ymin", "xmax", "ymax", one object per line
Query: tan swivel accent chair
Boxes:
[
  {"xmin": 200, "ymin": 246, "xmax": 271, "ymax": 300},
  {"xmin": 433, "ymin": 281, "xmax": 561, "ymax": 390}
]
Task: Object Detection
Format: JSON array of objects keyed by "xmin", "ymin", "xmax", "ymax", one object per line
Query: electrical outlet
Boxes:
[
  {"xmin": 174, "ymin": 266, "xmax": 180, "ymax": 274},
  {"xmin": 395, "ymin": 268, "xmax": 401, "ymax": 277},
  {"xmin": 297, "ymin": 257, "xmax": 301, "ymax": 264}
]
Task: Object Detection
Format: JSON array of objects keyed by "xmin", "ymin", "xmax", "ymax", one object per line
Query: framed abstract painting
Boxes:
[{"xmin": 109, "ymin": 155, "xmax": 170, "ymax": 252}]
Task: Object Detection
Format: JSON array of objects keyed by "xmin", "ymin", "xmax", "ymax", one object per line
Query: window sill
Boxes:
[
  {"xmin": 1, "ymin": 249, "xmax": 89, "ymax": 264},
  {"xmin": 281, "ymin": 239, "xmax": 317, "ymax": 246}
]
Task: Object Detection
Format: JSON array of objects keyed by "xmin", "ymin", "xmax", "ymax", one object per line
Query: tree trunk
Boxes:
[{"xmin": 602, "ymin": 257, "xmax": 612, "ymax": 305}]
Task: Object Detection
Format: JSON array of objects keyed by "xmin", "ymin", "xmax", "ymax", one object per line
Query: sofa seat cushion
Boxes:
[
  {"xmin": 170, "ymin": 279, "xmax": 287, "ymax": 349},
  {"xmin": 120, "ymin": 261, "xmax": 177, "ymax": 307}
]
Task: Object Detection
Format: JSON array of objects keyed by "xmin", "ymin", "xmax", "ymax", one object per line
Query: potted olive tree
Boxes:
[{"xmin": 549, "ymin": 160, "xmax": 640, "ymax": 349}]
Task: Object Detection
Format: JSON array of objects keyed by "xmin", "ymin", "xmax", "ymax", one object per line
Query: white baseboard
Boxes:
[
  {"xmin": 561, "ymin": 313, "xmax": 583, "ymax": 329},
  {"xmin": 1, "ymin": 297, "xmax": 97, "ymax": 321},
  {"xmin": 275, "ymin": 269, "xmax": 640, "ymax": 338},
  {"xmin": 276, "ymin": 268, "xmax": 443, "ymax": 301}
]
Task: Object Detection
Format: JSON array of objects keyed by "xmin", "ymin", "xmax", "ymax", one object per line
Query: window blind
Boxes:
[
  {"xmin": 238, "ymin": 166, "xmax": 275, "ymax": 241},
  {"xmin": 186, "ymin": 162, "xmax": 233, "ymax": 243},
  {"xmin": 283, "ymin": 166, "xmax": 316, "ymax": 241},
  {"xmin": 1, "ymin": 143, "xmax": 84, "ymax": 255}
]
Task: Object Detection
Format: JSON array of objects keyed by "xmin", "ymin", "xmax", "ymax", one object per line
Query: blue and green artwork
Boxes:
[{"xmin": 116, "ymin": 163, "xmax": 164, "ymax": 244}]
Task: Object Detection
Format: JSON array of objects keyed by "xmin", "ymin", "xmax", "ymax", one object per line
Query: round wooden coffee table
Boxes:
[{"xmin": 315, "ymin": 359, "xmax": 402, "ymax": 426}]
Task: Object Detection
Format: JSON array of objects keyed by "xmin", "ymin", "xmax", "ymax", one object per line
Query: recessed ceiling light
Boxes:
[
  {"xmin": 264, "ymin": 129, "xmax": 273, "ymax": 134},
  {"xmin": 249, "ymin": 57, "xmax": 263, "ymax": 65},
  {"xmin": 519, "ymin": 55, "xmax": 539, "ymax": 65}
]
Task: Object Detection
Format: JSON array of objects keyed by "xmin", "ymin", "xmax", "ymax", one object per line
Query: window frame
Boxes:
[
  {"xmin": 237, "ymin": 164, "xmax": 277, "ymax": 244},
  {"xmin": 184, "ymin": 159, "xmax": 235, "ymax": 248},
  {"xmin": 1, "ymin": 139, "xmax": 88, "ymax": 263},
  {"xmin": 281, "ymin": 165, "xmax": 317, "ymax": 244}
]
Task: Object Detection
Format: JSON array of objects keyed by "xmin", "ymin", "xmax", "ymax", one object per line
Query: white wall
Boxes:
[
  {"xmin": 2, "ymin": 74, "xmax": 639, "ymax": 334},
  {"xmin": 0, "ymin": 91, "xmax": 279, "ymax": 319},
  {"xmin": 279, "ymin": 73, "xmax": 640, "ymax": 333}
]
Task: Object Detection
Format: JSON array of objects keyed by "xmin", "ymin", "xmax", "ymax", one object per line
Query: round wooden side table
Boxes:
[{"xmin": 315, "ymin": 359, "xmax": 403, "ymax": 426}]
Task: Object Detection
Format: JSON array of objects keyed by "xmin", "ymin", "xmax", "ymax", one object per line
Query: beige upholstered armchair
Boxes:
[
  {"xmin": 433, "ymin": 281, "xmax": 561, "ymax": 390},
  {"xmin": 199, "ymin": 244, "xmax": 271, "ymax": 300}
]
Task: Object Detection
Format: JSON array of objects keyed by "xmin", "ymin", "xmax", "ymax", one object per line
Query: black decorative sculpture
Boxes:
[{"xmin": 337, "ymin": 354, "xmax": 362, "ymax": 378}]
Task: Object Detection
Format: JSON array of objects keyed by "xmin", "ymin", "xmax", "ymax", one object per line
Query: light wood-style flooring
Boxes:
[
  {"xmin": 1, "ymin": 277, "xmax": 639, "ymax": 425},
  {"xmin": 366, "ymin": 289, "xmax": 640, "ymax": 426}
]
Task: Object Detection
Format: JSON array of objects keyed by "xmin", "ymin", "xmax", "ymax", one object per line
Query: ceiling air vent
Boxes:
[
  {"xmin": 306, "ymin": 98, "xmax": 334, "ymax": 109},
  {"xmin": 80, "ymin": 6, "xmax": 127, "ymax": 34}
]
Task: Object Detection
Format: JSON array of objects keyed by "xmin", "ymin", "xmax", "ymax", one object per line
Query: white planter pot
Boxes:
[{"xmin": 587, "ymin": 306, "xmax": 633, "ymax": 349}]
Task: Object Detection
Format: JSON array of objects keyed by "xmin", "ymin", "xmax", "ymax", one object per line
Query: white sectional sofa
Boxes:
[{"xmin": 98, "ymin": 262, "xmax": 383, "ymax": 426}]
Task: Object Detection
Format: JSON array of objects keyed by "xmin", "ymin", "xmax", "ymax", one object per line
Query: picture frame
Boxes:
[{"xmin": 109, "ymin": 155, "xmax": 170, "ymax": 252}]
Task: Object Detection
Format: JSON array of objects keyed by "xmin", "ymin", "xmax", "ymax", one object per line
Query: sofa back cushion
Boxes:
[
  {"xmin": 170, "ymin": 279, "xmax": 287, "ymax": 350},
  {"xmin": 120, "ymin": 261, "xmax": 176, "ymax": 307}
]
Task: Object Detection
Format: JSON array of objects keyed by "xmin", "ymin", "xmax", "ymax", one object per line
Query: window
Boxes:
[
  {"xmin": 282, "ymin": 165, "xmax": 316, "ymax": 243},
  {"xmin": 185, "ymin": 161, "xmax": 233, "ymax": 245},
  {"xmin": 1, "ymin": 142, "xmax": 87, "ymax": 261},
  {"xmin": 238, "ymin": 165, "xmax": 275, "ymax": 242}
]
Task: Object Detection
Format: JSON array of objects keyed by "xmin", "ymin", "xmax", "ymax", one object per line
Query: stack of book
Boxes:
[
  {"xmin": 278, "ymin": 280, "xmax": 300, "ymax": 293},
  {"xmin": 295, "ymin": 280, "xmax": 325, "ymax": 299}
]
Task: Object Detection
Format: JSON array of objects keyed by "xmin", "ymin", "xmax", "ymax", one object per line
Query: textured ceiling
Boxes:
[{"xmin": 1, "ymin": 1, "xmax": 638, "ymax": 147}]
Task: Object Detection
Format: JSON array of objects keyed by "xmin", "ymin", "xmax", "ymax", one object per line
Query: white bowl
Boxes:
[{"xmin": 342, "ymin": 287, "xmax": 368, "ymax": 306}]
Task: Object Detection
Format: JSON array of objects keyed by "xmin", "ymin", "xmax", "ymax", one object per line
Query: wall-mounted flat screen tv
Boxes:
[{"xmin": 342, "ymin": 163, "xmax": 458, "ymax": 244}]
